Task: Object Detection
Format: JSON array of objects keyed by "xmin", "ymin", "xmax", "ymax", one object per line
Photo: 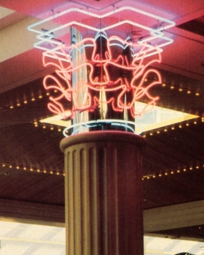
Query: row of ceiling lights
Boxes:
[
  {"xmin": 1, "ymin": 161, "xmax": 203, "ymax": 180},
  {"xmin": 8, "ymin": 91, "xmax": 51, "ymax": 109},
  {"xmin": 1, "ymin": 162, "xmax": 64, "ymax": 176},
  {"xmin": 142, "ymin": 163, "xmax": 204, "ymax": 180},
  {"xmin": 161, "ymin": 82, "xmax": 202, "ymax": 96},
  {"xmin": 143, "ymin": 75, "xmax": 203, "ymax": 96},
  {"xmin": 33, "ymin": 120, "xmax": 62, "ymax": 132},
  {"xmin": 142, "ymin": 118, "xmax": 203, "ymax": 137}
]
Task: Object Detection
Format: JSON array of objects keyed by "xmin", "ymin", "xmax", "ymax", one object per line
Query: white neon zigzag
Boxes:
[
  {"xmin": 33, "ymin": 20, "xmax": 170, "ymax": 52},
  {"xmin": 28, "ymin": 6, "xmax": 175, "ymax": 62},
  {"xmin": 28, "ymin": 7, "xmax": 175, "ymax": 34},
  {"xmin": 40, "ymin": 32, "xmax": 163, "ymax": 63},
  {"xmin": 36, "ymin": 32, "xmax": 164, "ymax": 64},
  {"xmin": 32, "ymin": 23, "xmax": 171, "ymax": 61}
]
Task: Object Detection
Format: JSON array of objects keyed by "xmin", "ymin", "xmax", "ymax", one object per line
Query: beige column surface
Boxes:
[{"xmin": 60, "ymin": 131, "xmax": 145, "ymax": 255}]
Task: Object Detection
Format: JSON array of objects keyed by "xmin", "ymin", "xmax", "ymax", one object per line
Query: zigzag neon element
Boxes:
[
  {"xmin": 28, "ymin": 6, "xmax": 175, "ymax": 62},
  {"xmin": 43, "ymin": 33, "xmax": 162, "ymax": 119}
]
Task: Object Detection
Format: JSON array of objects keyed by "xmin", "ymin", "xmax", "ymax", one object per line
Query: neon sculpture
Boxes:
[
  {"xmin": 43, "ymin": 33, "xmax": 161, "ymax": 118},
  {"xmin": 27, "ymin": 6, "xmax": 175, "ymax": 61},
  {"xmin": 28, "ymin": 6, "xmax": 174, "ymax": 136}
]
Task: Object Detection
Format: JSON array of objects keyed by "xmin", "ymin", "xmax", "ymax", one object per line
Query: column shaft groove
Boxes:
[{"xmin": 61, "ymin": 131, "xmax": 145, "ymax": 255}]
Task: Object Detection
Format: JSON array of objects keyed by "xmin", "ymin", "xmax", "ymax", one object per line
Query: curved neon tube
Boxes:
[
  {"xmin": 42, "ymin": 33, "xmax": 162, "ymax": 119},
  {"xmin": 62, "ymin": 119, "xmax": 143, "ymax": 137}
]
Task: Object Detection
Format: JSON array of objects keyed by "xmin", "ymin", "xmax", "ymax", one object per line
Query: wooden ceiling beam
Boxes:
[
  {"xmin": 1, "ymin": 198, "xmax": 204, "ymax": 236},
  {"xmin": 144, "ymin": 200, "xmax": 204, "ymax": 233}
]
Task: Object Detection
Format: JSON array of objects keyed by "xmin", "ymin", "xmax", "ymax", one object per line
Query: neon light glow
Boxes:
[
  {"xmin": 135, "ymin": 102, "xmax": 199, "ymax": 133},
  {"xmin": 27, "ymin": 6, "xmax": 175, "ymax": 62},
  {"xmin": 62, "ymin": 119, "xmax": 141, "ymax": 137},
  {"xmin": 42, "ymin": 33, "xmax": 162, "ymax": 120},
  {"xmin": 40, "ymin": 104, "xmax": 199, "ymax": 135},
  {"xmin": 28, "ymin": 6, "xmax": 177, "ymax": 136}
]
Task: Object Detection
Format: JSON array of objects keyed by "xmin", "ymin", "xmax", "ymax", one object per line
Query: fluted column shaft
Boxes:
[{"xmin": 60, "ymin": 131, "xmax": 145, "ymax": 255}]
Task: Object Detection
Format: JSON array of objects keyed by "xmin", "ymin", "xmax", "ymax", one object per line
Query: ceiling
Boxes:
[{"xmin": 0, "ymin": 0, "xmax": 204, "ymax": 243}]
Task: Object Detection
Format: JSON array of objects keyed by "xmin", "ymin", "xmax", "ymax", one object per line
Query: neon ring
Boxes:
[{"xmin": 63, "ymin": 119, "xmax": 143, "ymax": 137}]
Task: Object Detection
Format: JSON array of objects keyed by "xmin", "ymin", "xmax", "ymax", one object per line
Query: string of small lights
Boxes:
[
  {"xmin": 142, "ymin": 117, "xmax": 203, "ymax": 138},
  {"xmin": 0, "ymin": 162, "xmax": 64, "ymax": 176},
  {"xmin": 142, "ymin": 163, "xmax": 204, "ymax": 180},
  {"xmin": 1, "ymin": 161, "xmax": 203, "ymax": 180},
  {"xmin": 7, "ymin": 90, "xmax": 52, "ymax": 110},
  {"xmin": 143, "ymin": 76, "xmax": 204, "ymax": 97},
  {"xmin": 161, "ymin": 82, "xmax": 203, "ymax": 97},
  {"xmin": 33, "ymin": 120, "xmax": 62, "ymax": 132}
]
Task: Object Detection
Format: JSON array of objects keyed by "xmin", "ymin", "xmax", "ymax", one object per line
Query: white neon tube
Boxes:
[
  {"xmin": 28, "ymin": 7, "xmax": 175, "ymax": 34},
  {"xmin": 28, "ymin": 6, "xmax": 175, "ymax": 57}
]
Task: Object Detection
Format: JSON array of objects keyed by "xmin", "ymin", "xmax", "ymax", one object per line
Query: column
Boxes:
[{"xmin": 60, "ymin": 131, "xmax": 145, "ymax": 255}]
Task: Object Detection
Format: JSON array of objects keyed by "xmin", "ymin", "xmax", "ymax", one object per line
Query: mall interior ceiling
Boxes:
[{"xmin": 0, "ymin": 0, "xmax": 204, "ymax": 242}]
